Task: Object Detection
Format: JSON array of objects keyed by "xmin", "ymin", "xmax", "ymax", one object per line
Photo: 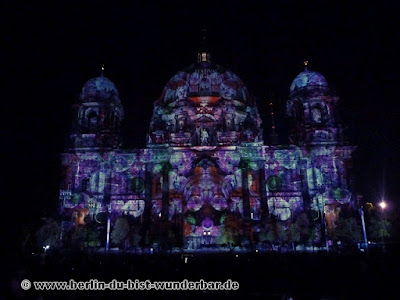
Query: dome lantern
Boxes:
[{"xmin": 197, "ymin": 28, "xmax": 211, "ymax": 64}]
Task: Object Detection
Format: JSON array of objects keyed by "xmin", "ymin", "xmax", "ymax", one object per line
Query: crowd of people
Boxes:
[{"xmin": 4, "ymin": 247, "xmax": 399, "ymax": 299}]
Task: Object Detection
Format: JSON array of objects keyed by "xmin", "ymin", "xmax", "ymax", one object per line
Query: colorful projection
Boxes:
[
  {"xmin": 289, "ymin": 69, "xmax": 328, "ymax": 94},
  {"xmin": 59, "ymin": 56, "xmax": 357, "ymax": 250}
]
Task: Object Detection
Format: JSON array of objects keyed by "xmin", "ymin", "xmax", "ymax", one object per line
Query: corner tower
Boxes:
[
  {"xmin": 286, "ymin": 61, "xmax": 343, "ymax": 145},
  {"xmin": 69, "ymin": 69, "xmax": 124, "ymax": 151},
  {"xmin": 284, "ymin": 62, "xmax": 357, "ymax": 244}
]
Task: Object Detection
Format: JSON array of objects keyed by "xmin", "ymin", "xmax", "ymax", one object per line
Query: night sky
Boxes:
[{"xmin": 3, "ymin": 1, "xmax": 399, "ymax": 245}]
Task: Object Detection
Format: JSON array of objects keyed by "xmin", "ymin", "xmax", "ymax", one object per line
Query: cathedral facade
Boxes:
[{"xmin": 59, "ymin": 50, "xmax": 356, "ymax": 250}]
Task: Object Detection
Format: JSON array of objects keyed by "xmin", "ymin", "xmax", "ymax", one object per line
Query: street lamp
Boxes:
[
  {"xmin": 379, "ymin": 200, "xmax": 387, "ymax": 210},
  {"xmin": 105, "ymin": 204, "xmax": 112, "ymax": 251},
  {"xmin": 359, "ymin": 207, "xmax": 368, "ymax": 254},
  {"xmin": 43, "ymin": 245, "xmax": 50, "ymax": 254},
  {"xmin": 379, "ymin": 200, "xmax": 387, "ymax": 252}
]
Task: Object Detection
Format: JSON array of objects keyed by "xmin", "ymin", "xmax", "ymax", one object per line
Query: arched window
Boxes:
[
  {"xmin": 311, "ymin": 107, "xmax": 322, "ymax": 123},
  {"xmin": 89, "ymin": 172, "xmax": 106, "ymax": 193},
  {"xmin": 81, "ymin": 178, "xmax": 89, "ymax": 192},
  {"xmin": 77, "ymin": 108, "xmax": 84, "ymax": 125},
  {"xmin": 86, "ymin": 110, "xmax": 98, "ymax": 129}
]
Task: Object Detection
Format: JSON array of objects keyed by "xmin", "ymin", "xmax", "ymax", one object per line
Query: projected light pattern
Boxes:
[
  {"xmin": 59, "ymin": 57, "xmax": 357, "ymax": 250},
  {"xmin": 289, "ymin": 69, "xmax": 328, "ymax": 94}
]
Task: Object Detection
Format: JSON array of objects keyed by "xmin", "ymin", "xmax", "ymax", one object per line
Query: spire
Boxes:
[
  {"xmin": 101, "ymin": 64, "xmax": 105, "ymax": 77},
  {"xmin": 303, "ymin": 59, "xmax": 309, "ymax": 71},
  {"xmin": 270, "ymin": 102, "xmax": 276, "ymax": 134},
  {"xmin": 268, "ymin": 91, "xmax": 279, "ymax": 145},
  {"xmin": 197, "ymin": 28, "xmax": 211, "ymax": 63},
  {"xmin": 201, "ymin": 28, "xmax": 207, "ymax": 49}
]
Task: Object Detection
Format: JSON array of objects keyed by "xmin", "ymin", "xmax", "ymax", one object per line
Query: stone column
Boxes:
[
  {"xmin": 104, "ymin": 170, "xmax": 112, "ymax": 204},
  {"xmin": 300, "ymin": 158, "xmax": 310, "ymax": 207},
  {"xmin": 240, "ymin": 159, "xmax": 251, "ymax": 221},
  {"xmin": 161, "ymin": 162, "xmax": 170, "ymax": 221},
  {"xmin": 258, "ymin": 160, "xmax": 268, "ymax": 216},
  {"xmin": 142, "ymin": 163, "xmax": 153, "ymax": 239}
]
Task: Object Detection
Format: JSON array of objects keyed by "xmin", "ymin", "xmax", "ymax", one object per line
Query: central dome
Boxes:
[
  {"xmin": 148, "ymin": 60, "xmax": 262, "ymax": 147},
  {"xmin": 157, "ymin": 62, "xmax": 251, "ymax": 107}
]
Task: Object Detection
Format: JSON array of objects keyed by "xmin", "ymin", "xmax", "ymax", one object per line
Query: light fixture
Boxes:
[{"xmin": 379, "ymin": 201, "xmax": 387, "ymax": 209}]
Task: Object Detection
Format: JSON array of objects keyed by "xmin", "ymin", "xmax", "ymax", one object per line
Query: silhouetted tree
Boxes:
[
  {"xmin": 258, "ymin": 221, "xmax": 275, "ymax": 246},
  {"xmin": 111, "ymin": 217, "xmax": 130, "ymax": 249},
  {"xmin": 35, "ymin": 218, "xmax": 60, "ymax": 251},
  {"xmin": 217, "ymin": 213, "xmax": 242, "ymax": 247},
  {"xmin": 368, "ymin": 216, "xmax": 390, "ymax": 242},
  {"xmin": 332, "ymin": 216, "xmax": 362, "ymax": 245},
  {"xmin": 72, "ymin": 223, "xmax": 100, "ymax": 249},
  {"xmin": 275, "ymin": 222, "xmax": 289, "ymax": 249},
  {"xmin": 290, "ymin": 212, "xmax": 313, "ymax": 249},
  {"xmin": 129, "ymin": 225, "xmax": 142, "ymax": 253},
  {"xmin": 19, "ymin": 225, "xmax": 35, "ymax": 254}
]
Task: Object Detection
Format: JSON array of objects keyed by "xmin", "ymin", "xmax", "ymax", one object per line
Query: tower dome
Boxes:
[
  {"xmin": 80, "ymin": 75, "xmax": 120, "ymax": 102},
  {"xmin": 289, "ymin": 68, "xmax": 329, "ymax": 96}
]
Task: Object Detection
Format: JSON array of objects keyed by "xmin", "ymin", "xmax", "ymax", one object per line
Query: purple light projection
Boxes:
[{"xmin": 59, "ymin": 54, "xmax": 357, "ymax": 250}]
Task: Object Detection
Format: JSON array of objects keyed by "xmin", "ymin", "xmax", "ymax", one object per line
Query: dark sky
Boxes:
[{"xmin": 3, "ymin": 1, "xmax": 400, "ymax": 239}]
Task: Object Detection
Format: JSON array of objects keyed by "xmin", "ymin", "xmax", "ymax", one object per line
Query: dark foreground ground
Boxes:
[{"xmin": 2, "ymin": 246, "xmax": 400, "ymax": 300}]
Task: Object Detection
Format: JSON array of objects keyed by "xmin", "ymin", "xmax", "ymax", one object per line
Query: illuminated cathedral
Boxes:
[{"xmin": 59, "ymin": 45, "xmax": 357, "ymax": 250}]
